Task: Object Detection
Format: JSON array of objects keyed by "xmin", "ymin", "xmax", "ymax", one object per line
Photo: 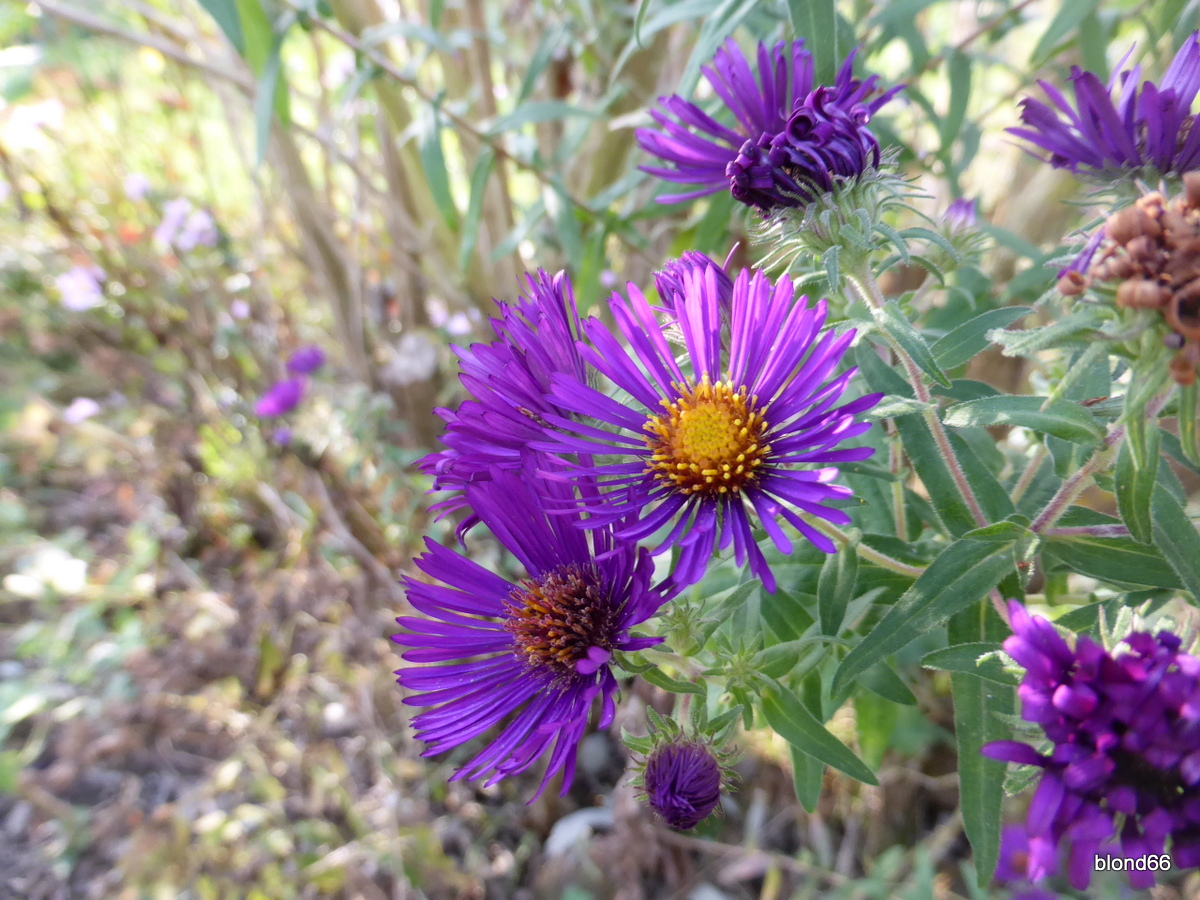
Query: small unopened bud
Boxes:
[
  {"xmin": 1057, "ymin": 270, "xmax": 1087, "ymax": 296},
  {"xmin": 1116, "ymin": 279, "xmax": 1170, "ymax": 309},
  {"xmin": 1165, "ymin": 331, "xmax": 1186, "ymax": 350},
  {"xmin": 642, "ymin": 740, "xmax": 724, "ymax": 830}
]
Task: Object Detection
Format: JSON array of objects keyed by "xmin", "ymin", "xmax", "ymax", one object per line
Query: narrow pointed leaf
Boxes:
[
  {"xmin": 1115, "ymin": 431, "xmax": 1159, "ymax": 544},
  {"xmin": 932, "ymin": 307, "xmax": 1032, "ymax": 370},
  {"xmin": 761, "ymin": 683, "xmax": 878, "ymax": 785},
  {"xmin": 1151, "ymin": 483, "xmax": 1200, "ymax": 602},
  {"xmin": 874, "ymin": 300, "xmax": 952, "ymax": 387}
]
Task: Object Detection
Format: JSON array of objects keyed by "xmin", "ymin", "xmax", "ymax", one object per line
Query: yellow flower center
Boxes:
[{"xmin": 644, "ymin": 377, "xmax": 770, "ymax": 495}]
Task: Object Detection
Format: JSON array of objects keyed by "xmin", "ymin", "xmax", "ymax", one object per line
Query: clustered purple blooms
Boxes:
[
  {"xmin": 394, "ymin": 466, "xmax": 665, "ymax": 798},
  {"xmin": 983, "ymin": 601, "xmax": 1200, "ymax": 890},
  {"xmin": 636, "ymin": 39, "xmax": 900, "ymax": 211},
  {"xmin": 417, "ymin": 269, "xmax": 587, "ymax": 536},
  {"xmin": 993, "ymin": 825, "xmax": 1058, "ymax": 900},
  {"xmin": 533, "ymin": 261, "xmax": 880, "ymax": 594},
  {"xmin": 155, "ymin": 197, "xmax": 218, "ymax": 252},
  {"xmin": 643, "ymin": 740, "xmax": 723, "ymax": 829},
  {"xmin": 1011, "ymin": 31, "xmax": 1200, "ymax": 179}
]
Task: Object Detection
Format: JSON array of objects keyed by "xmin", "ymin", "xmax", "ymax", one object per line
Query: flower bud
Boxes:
[{"xmin": 642, "ymin": 740, "xmax": 724, "ymax": 830}]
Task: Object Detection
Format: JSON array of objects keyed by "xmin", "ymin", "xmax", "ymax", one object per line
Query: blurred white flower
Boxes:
[
  {"xmin": 62, "ymin": 397, "xmax": 101, "ymax": 423},
  {"xmin": 55, "ymin": 265, "xmax": 105, "ymax": 310},
  {"xmin": 382, "ymin": 331, "xmax": 438, "ymax": 385},
  {"xmin": 2, "ymin": 545, "xmax": 87, "ymax": 599}
]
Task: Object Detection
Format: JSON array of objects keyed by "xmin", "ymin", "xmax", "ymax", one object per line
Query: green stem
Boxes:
[
  {"xmin": 799, "ymin": 513, "xmax": 925, "ymax": 578},
  {"xmin": 1009, "ymin": 443, "xmax": 1048, "ymax": 506},
  {"xmin": 847, "ymin": 265, "xmax": 989, "ymax": 530}
]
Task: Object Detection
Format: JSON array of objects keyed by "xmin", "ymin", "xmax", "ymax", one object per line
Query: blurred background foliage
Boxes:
[{"xmin": 0, "ymin": 0, "xmax": 1198, "ymax": 897}]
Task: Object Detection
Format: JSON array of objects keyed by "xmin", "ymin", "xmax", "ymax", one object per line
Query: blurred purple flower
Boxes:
[
  {"xmin": 254, "ymin": 377, "xmax": 306, "ymax": 417},
  {"xmin": 394, "ymin": 465, "xmax": 665, "ymax": 798},
  {"xmin": 176, "ymin": 209, "xmax": 218, "ymax": 251},
  {"xmin": 55, "ymin": 265, "xmax": 105, "ymax": 311},
  {"xmin": 123, "ymin": 173, "xmax": 150, "ymax": 201},
  {"xmin": 62, "ymin": 397, "xmax": 100, "ymax": 424},
  {"xmin": 982, "ymin": 600, "xmax": 1200, "ymax": 890},
  {"xmin": 643, "ymin": 740, "xmax": 724, "ymax": 829},
  {"xmin": 271, "ymin": 427, "xmax": 293, "ymax": 446},
  {"xmin": 654, "ymin": 250, "xmax": 735, "ymax": 320},
  {"xmin": 154, "ymin": 197, "xmax": 193, "ymax": 248},
  {"xmin": 230, "ymin": 299, "xmax": 251, "ymax": 320},
  {"xmin": 944, "ymin": 197, "xmax": 978, "ymax": 231},
  {"xmin": 286, "ymin": 345, "xmax": 325, "ymax": 375},
  {"xmin": 1011, "ymin": 32, "xmax": 1200, "ymax": 178},
  {"xmin": 636, "ymin": 39, "xmax": 901, "ymax": 211}
]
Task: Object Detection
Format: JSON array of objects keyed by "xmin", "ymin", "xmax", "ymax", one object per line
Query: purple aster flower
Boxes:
[
  {"xmin": 1011, "ymin": 31, "xmax": 1200, "ymax": 179},
  {"xmin": 175, "ymin": 208, "xmax": 218, "ymax": 251},
  {"xmin": 642, "ymin": 740, "xmax": 724, "ymax": 829},
  {"xmin": 533, "ymin": 264, "xmax": 881, "ymax": 593},
  {"xmin": 123, "ymin": 173, "xmax": 150, "ymax": 201},
  {"xmin": 254, "ymin": 377, "xmax": 306, "ymax": 417},
  {"xmin": 271, "ymin": 426, "xmax": 293, "ymax": 446},
  {"xmin": 994, "ymin": 824, "xmax": 1060, "ymax": 899},
  {"xmin": 636, "ymin": 39, "xmax": 901, "ymax": 211},
  {"xmin": 286, "ymin": 345, "xmax": 326, "ymax": 375},
  {"xmin": 983, "ymin": 601, "xmax": 1200, "ymax": 890},
  {"xmin": 654, "ymin": 250, "xmax": 735, "ymax": 319},
  {"xmin": 393, "ymin": 465, "xmax": 665, "ymax": 798},
  {"xmin": 55, "ymin": 265, "xmax": 105, "ymax": 311},
  {"xmin": 417, "ymin": 269, "xmax": 589, "ymax": 534},
  {"xmin": 154, "ymin": 197, "xmax": 192, "ymax": 248}
]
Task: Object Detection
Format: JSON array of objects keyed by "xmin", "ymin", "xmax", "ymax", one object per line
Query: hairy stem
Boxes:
[
  {"xmin": 1009, "ymin": 443, "xmax": 1049, "ymax": 505},
  {"xmin": 799, "ymin": 514, "xmax": 926, "ymax": 578},
  {"xmin": 847, "ymin": 266, "xmax": 989, "ymax": 530},
  {"xmin": 1030, "ymin": 388, "xmax": 1174, "ymax": 533}
]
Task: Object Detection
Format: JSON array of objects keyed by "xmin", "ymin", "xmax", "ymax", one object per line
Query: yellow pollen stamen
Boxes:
[{"xmin": 643, "ymin": 377, "xmax": 771, "ymax": 496}]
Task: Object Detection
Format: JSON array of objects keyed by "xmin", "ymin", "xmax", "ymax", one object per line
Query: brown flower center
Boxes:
[
  {"xmin": 503, "ymin": 564, "xmax": 617, "ymax": 678},
  {"xmin": 643, "ymin": 377, "xmax": 770, "ymax": 496}
]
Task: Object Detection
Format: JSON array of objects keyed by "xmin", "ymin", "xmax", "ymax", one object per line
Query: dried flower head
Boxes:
[{"xmin": 1072, "ymin": 176, "xmax": 1200, "ymax": 383}]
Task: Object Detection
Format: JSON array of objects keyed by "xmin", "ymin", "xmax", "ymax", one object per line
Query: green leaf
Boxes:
[
  {"xmin": 832, "ymin": 528, "xmax": 1020, "ymax": 696},
  {"xmin": 1179, "ymin": 382, "xmax": 1200, "ymax": 465},
  {"xmin": 253, "ymin": 31, "xmax": 288, "ymax": 167},
  {"xmin": 640, "ymin": 665, "xmax": 706, "ymax": 696},
  {"xmin": 198, "ymin": 0, "xmax": 245, "ymax": 54},
  {"xmin": 942, "ymin": 395, "xmax": 1104, "ymax": 444},
  {"xmin": 932, "ymin": 307, "xmax": 1032, "ymax": 370},
  {"xmin": 948, "ymin": 600, "xmax": 1013, "ymax": 888},
  {"xmin": 761, "ymin": 682, "xmax": 878, "ymax": 785},
  {"xmin": 516, "ymin": 24, "xmax": 568, "ymax": 104},
  {"xmin": 818, "ymin": 543, "xmax": 858, "ymax": 635},
  {"xmin": 921, "ymin": 642, "xmax": 1015, "ymax": 685},
  {"xmin": 1151, "ymin": 483, "xmax": 1200, "ymax": 602},
  {"xmin": 760, "ymin": 587, "xmax": 816, "ymax": 642},
  {"xmin": 484, "ymin": 101, "xmax": 598, "ymax": 136},
  {"xmin": 874, "ymin": 300, "xmax": 952, "ymax": 387},
  {"xmin": 1030, "ymin": 0, "xmax": 1101, "ymax": 66},
  {"xmin": 1115, "ymin": 429, "xmax": 1160, "ymax": 544},
  {"xmin": 788, "ymin": 744, "xmax": 825, "ymax": 813},
  {"xmin": 989, "ymin": 306, "xmax": 1107, "ymax": 357},
  {"xmin": 786, "ymin": 0, "xmax": 839, "ymax": 84},
  {"xmin": 861, "ymin": 394, "xmax": 935, "ymax": 420},
  {"xmin": 855, "ymin": 689, "xmax": 899, "ymax": 769},
  {"xmin": 939, "ymin": 49, "xmax": 971, "ymax": 150},
  {"xmin": 358, "ymin": 19, "xmax": 467, "ymax": 54},
  {"xmin": 458, "ymin": 149, "xmax": 494, "ymax": 272},
  {"xmin": 1042, "ymin": 509, "xmax": 1183, "ymax": 590},
  {"xmin": 418, "ymin": 103, "xmax": 460, "ymax": 233},
  {"xmin": 860, "ymin": 662, "xmax": 917, "ymax": 705}
]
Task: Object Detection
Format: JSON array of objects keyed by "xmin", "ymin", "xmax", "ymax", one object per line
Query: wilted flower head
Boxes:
[
  {"xmin": 642, "ymin": 740, "xmax": 724, "ymax": 829},
  {"xmin": 533, "ymin": 264, "xmax": 880, "ymax": 593},
  {"xmin": 394, "ymin": 465, "xmax": 665, "ymax": 798},
  {"xmin": 982, "ymin": 601, "xmax": 1200, "ymax": 890},
  {"xmin": 636, "ymin": 39, "xmax": 900, "ymax": 211},
  {"xmin": 1065, "ymin": 178, "xmax": 1200, "ymax": 383},
  {"xmin": 286, "ymin": 345, "xmax": 326, "ymax": 375},
  {"xmin": 1011, "ymin": 31, "xmax": 1200, "ymax": 180},
  {"xmin": 417, "ymin": 269, "xmax": 588, "ymax": 534},
  {"xmin": 254, "ymin": 377, "xmax": 306, "ymax": 417},
  {"xmin": 55, "ymin": 265, "xmax": 105, "ymax": 311}
]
